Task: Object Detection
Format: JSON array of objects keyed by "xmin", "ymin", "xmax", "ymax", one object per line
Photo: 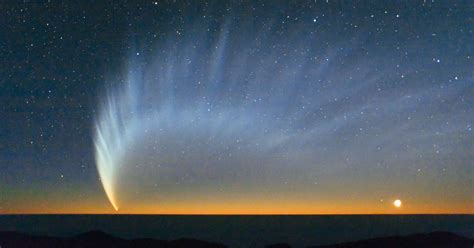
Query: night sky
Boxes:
[{"xmin": 1, "ymin": 1, "xmax": 472, "ymax": 214}]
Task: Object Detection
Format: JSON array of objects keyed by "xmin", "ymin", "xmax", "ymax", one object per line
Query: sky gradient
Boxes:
[{"xmin": 1, "ymin": 1, "xmax": 473, "ymax": 214}]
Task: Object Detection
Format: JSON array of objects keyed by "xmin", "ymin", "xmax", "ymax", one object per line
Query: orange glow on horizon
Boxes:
[
  {"xmin": 2, "ymin": 185, "xmax": 472, "ymax": 215},
  {"xmin": 2, "ymin": 197, "xmax": 472, "ymax": 215}
]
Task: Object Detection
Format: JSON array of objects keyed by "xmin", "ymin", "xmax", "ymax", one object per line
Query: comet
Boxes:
[{"xmin": 92, "ymin": 13, "xmax": 453, "ymax": 212}]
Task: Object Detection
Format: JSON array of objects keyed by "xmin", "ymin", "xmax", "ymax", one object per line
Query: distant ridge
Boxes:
[
  {"xmin": 308, "ymin": 231, "xmax": 473, "ymax": 248},
  {"xmin": 0, "ymin": 231, "xmax": 227, "ymax": 248},
  {"xmin": 0, "ymin": 230, "xmax": 472, "ymax": 248}
]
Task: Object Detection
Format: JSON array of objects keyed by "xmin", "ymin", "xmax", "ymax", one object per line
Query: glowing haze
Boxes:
[{"xmin": 88, "ymin": 4, "xmax": 474, "ymax": 214}]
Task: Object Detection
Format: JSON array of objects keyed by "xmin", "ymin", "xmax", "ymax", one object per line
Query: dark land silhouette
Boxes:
[
  {"xmin": 0, "ymin": 230, "xmax": 226, "ymax": 248},
  {"xmin": 1, "ymin": 230, "xmax": 472, "ymax": 248},
  {"xmin": 307, "ymin": 231, "xmax": 474, "ymax": 248}
]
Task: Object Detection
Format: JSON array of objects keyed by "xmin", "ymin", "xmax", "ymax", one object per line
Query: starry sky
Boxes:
[{"xmin": 1, "ymin": 1, "xmax": 473, "ymax": 214}]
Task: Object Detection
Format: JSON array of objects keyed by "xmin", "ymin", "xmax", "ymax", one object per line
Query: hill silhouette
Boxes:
[
  {"xmin": 0, "ymin": 230, "xmax": 227, "ymax": 248},
  {"xmin": 0, "ymin": 230, "xmax": 472, "ymax": 248},
  {"xmin": 308, "ymin": 231, "xmax": 473, "ymax": 248}
]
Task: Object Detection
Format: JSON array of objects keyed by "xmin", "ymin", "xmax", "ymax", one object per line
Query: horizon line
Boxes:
[{"xmin": 1, "ymin": 213, "xmax": 473, "ymax": 216}]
